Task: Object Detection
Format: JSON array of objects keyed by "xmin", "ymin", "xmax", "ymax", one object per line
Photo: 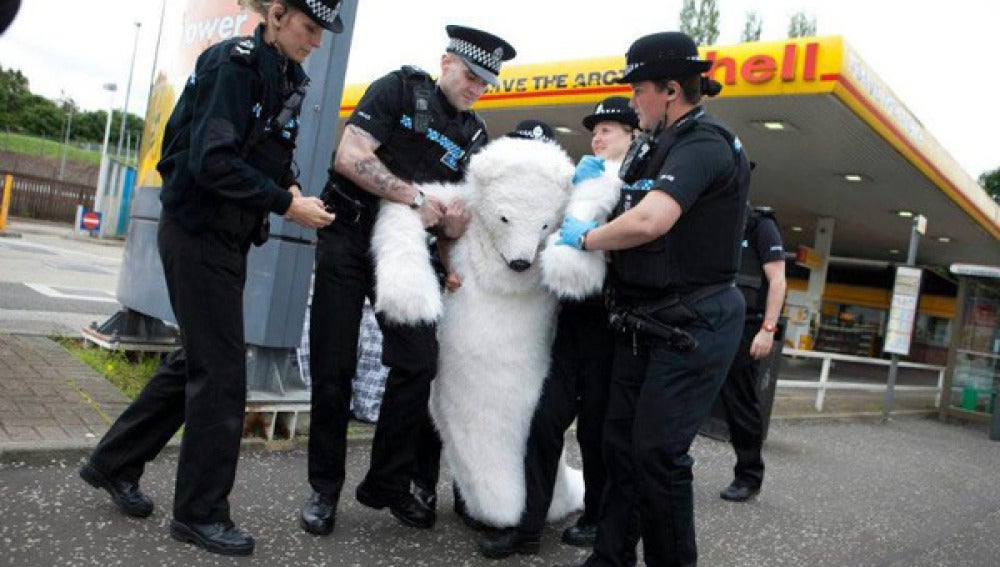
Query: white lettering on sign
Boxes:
[
  {"xmin": 848, "ymin": 52, "xmax": 924, "ymax": 144},
  {"xmin": 184, "ymin": 14, "xmax": 250, "ymax": 45}
]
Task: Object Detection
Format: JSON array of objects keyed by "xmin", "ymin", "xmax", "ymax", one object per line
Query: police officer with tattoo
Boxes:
[
  {"xmin": 78, "ymin": 0, "xmax": 339, "ymax": 557},
  {"xmin": 300, "ymin": 25, "xmax": 515, "ymax": 536},
  {"xmin": 718, "ymin": 204, "xmax": 786, "ymax": 503},
  {"xmin": 555, "ymin": 31, "xmax": 751, "ymax": 566}
]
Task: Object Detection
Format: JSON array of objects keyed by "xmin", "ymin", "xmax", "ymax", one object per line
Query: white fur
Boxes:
[
  {"xmin": 372, "ymin": 137, "xmax": 608, "ymax": 527},
  {"xmin": 540, "ymin": 164, "xmax": 622, "ymax": 300}
]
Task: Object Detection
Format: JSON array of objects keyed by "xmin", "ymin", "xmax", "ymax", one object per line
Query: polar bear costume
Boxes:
[{"xmin": 371, "ymin": 137, "xmax": 620, "ymax": 527}]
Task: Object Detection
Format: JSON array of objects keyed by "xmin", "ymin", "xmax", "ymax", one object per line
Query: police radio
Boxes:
[{"xmin": 619, "ymin": 131, "xmax": 653, "ymax": 181}]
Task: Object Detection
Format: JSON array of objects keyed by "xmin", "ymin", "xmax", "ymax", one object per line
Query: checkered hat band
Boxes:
[
  {"xmin": 304, "ymin": 0, "xmax": 340, "ymax": 26},
  {"xmin": 624, "ymin": 55, "xmax": 702, "ymax": 75},
  {"xmin": 516, "ymin": 129, "xmax": 549, "ymax": 141},
  {"xmin": 448, "ymin": 38, "xmax": 501, "ymax": 73}
]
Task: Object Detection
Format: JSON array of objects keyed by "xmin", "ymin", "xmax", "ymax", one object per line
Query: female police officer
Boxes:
[
  {"xmin": 78, "ymin": 0, "xmax": 338, "ymax": 556},
  {"xmin": 557, "ymin": 31, "xmax": 751, "ymax": 566}
]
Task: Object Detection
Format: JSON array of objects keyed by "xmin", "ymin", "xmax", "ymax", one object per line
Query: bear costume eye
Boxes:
[
  {"xmin": 501, "ymin": 216, "xmax": 509, "ymax": 224},
  {"xmin": 542, "ymin": 224, "xmax": 548, "ymax": 230}
]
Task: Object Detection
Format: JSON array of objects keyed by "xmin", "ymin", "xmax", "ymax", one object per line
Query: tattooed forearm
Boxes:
[{"xmin": 355, "ymin": 157, "xmax": 408, "ymax": 196}]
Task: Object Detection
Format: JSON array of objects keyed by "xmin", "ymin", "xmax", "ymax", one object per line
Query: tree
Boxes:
[
  {"xmin": 788, "ymin": 12, "xmax": 817, "ymax": 38},
  {"xmin": 741, "ymin": 11, "xmax": 762, "ymax": 42},
  {"xmin": 0, "ymin": 65, "xmax": 31, "ymax": 127},
  {"xmin": 679, "ymin": 0, "xmax": 720, "ymax": 46},
  {"xmin": 980, "ymin": 168, "xmax": 1000, "ymax": 202}
]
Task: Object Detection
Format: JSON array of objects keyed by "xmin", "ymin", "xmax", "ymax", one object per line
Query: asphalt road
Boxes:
[
  {"xmin": 2, "ymin": 418, "xmax": 999, "ymax": 567},
  {"xmin": 0, "ymin": 221, "xmax": 122, "ymax": 335}
]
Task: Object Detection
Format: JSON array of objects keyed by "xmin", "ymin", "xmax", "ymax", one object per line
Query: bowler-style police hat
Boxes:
[
  {"xmin": 615, "ymin": 31, "xmax": 712, "ymax": 84},
  {"xmin": 445, "ymin": 25, "xmax": 516, "ymax": 87},
  {"xmin": 285, "ymin": 0, "xmax": 344, "ymax": 33},
  {"xmin": 506, "ymin": 119, "xmax": 556, "ymax": 143},
  {"xmin": 581, "ymin": 96, "xmax": 639, "ymax": 131}
]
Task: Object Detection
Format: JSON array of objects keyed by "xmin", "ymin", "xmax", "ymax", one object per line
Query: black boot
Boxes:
[
  {"xmin": 356, "ymin": 481, "xmax": 436, "ymax": 529},
  {"xmin": 478, "ymin": 528, "xmax": 541, "ymax": 559},
  {"xmin": 299, "ymin": 491, "xmax": 336, "ymax": 535},
  {"xmin": 720, "ymin": 481, "xmax": 761, "ymax": 502},
  {"xmin": 169, "ymin": 520, "xmax": 255, "ymax": 556},
  {"xmin": 561, "ymin": 522, "xmax": 598, "ymax": 547},
  {"xmin": 79, "ymin": 462, "xmax": 154, "ymax": 518}
]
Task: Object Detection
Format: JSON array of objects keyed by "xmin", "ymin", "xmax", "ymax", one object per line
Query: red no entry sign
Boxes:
[{"xmin": 81, "ymin": 211, "xmax": 101, "ymax": 231}]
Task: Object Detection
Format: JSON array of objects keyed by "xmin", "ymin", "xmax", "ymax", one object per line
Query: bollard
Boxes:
[{"xmin": 0, "ymin": 173, "xmax": 12, "ymax": 232}]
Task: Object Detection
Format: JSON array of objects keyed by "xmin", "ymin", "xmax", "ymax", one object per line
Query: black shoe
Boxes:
[
  {"xmin": 169, "ymin": 519, "xmax": 255, "ymax": 556},
  {"xmin": 478, "ymin": 528, "xmax": 540, "ymax": 559},
  {"xmin": 299, "ymin": 491, "xmax": 336, "ymax": 536},
  {"xmin": 79, "ymin": 462, "xmax": 154, "ymax": 518},
  {"xmin": 561, "ymin": 522, "xmax": 597, "ymax": 547},
  {"xmin": 720, "ymin": 482, "xmax": 760, "ymax": 502},
  {"xmin": 356, "ymin": 482, "xmax": 436, "ymax": 529},
  {"xmin": 413, "ymin": 484, "xmax": 437, "ymax": 513}
]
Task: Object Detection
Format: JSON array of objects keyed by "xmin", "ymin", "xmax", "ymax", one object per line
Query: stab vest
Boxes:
[{"xmin": 610, "ymin": 110, "xmax": 752, "ymax": 300}]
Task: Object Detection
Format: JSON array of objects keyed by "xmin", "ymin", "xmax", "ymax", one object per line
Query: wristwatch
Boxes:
[
  {"xmin": 409, "ymin": 190, "xmax": 425, "ymax": 210},
  {"xmin": 577, "ymin": 229, "xmax": 590, "ymax": 250},
  {"xmin": 761, "ymin": 322, "xmax": 778, "ymax": 333}
]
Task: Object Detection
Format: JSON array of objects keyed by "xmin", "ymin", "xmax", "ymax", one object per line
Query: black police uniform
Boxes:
[
  {"xmin": 719, "ymin": 208, "xmax": 784, "ymax": 491},
  {"xmin": 307, "ymin": 67, "xmax": 487, "ymax": 506},
  {"xmin": 85, "ymin": 24, "xmax": 305, "ymax": 525},
  {"xmin": 588, "ymin": 106, "xmax": 751, "ymax": 567}
]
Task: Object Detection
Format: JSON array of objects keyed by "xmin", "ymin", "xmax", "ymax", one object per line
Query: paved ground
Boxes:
[
  {"xmin": 3, "ymin": 217, "xmax": 996, "ymax": 565},
  {"xmin": 1, "ymin": 418, "xmax": 998, "ymax": 566}
]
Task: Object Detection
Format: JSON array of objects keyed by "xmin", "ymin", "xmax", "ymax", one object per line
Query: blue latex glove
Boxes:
[
  {"xmin": 557, "ymin": 216, "xmax": 599, "ymax": 249},
  {"xmin": 572, "ymin": 155, "xmax": 605, "ymax": 185}
]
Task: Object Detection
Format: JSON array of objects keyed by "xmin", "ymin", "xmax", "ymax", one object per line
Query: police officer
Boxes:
[
  {"xmin": 78, "ymin": 0, "xmax": 339, "ymax": 557},
  {"xmin": 300, "ymin": 25, "xmax": 515, "ymax": 536},
  {"xmin": 479, "ymin": 100, "xmax": 639, "ymax": 559},
  {"xmin": 718, "ymin": 204, "xmax": 786, "ymax": 502},
  {"xmin": 556, "ymin": 31, "xmax": 751, "ymax": 566}
]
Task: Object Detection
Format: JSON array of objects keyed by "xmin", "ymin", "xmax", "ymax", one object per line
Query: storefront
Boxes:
[{"xmin": 940, "ymin": 264, "xmax": 1000, "ymax": 436}]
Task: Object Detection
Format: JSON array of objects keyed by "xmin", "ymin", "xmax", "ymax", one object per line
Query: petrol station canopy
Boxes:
[{"xmin": 339, "ymin": 36, "xmax": 1000, "ymax": 268}]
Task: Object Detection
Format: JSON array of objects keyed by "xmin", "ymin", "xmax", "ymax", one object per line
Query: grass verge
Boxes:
[{"xmin": 54, "ymin": 337, "xmax": 160, "ymax": 400}]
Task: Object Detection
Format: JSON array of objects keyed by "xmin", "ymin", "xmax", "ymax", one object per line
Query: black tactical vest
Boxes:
[
  {"xmin": 610, "ymin": 110, "xmax": 752, "ymax": 300},
  {"xmin": 736, "ymin": 209, "xmax": 775, "ymax": 314}
]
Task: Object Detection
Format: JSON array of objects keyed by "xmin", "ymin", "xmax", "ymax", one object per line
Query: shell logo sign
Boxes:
[{"xmin": 137, "ymin": 1, "xmax": 261, "ymax": 188}]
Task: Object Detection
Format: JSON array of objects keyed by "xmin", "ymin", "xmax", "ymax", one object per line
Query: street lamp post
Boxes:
[
  {"xmin": 58, "ymin": 105, "xmax": 74, "ymax": 181},
  {"xmin": 116, "ymin": 21, "xmax": 142, "ymax": 160},
  {"xmin": 95, "ymin": 83, "xmax": 118, "ymax": 220}
]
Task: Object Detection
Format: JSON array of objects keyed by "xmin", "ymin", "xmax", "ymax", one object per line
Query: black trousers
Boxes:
[
  {"xmin": 718, "ymin": 321, "xmax": 766, "ymax": 488},
  {"xmin": 88, "ymin": 215, "xmax": 249, "ymax": 524},
  {"xmin": 585, "ymin": 287, "xmax": 744, "ymax": 567},
  {"xmin": 519, "ymin": 300, "xmax": 613, "ymax": 533},
  {"xmin": 308, "ymin": 218, "xmax": 439, "ymax": 502}
]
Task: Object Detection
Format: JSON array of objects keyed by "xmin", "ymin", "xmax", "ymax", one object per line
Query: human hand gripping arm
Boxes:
[
  {"xmin": 557, "ymin": 190, "xmax": 681, "ymax": 251},
  {"xmin": 333, "ymin": 124, "xmax": 445, "ymax": 228},
  {"xmin": 749, "ymin": 260, "xmax": 787, "ymax": 359}
]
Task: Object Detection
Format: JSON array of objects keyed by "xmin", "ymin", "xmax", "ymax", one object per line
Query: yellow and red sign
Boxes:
[
  {"xmin": 136, "ymin": 1, "xmax": 261, "ymax": 189},
  {"xmin": 795, "ymin": 245, "xmax": 824, "ymax": 270}
]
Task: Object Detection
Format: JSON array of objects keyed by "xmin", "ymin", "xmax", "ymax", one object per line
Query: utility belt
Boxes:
[
  {"xmin": 609, "ymin": 282, "xmax": 733, "ymax": 353},
  {"xmin": 321, "ymin": 178, "xmax": 373, "ymax": 228}
]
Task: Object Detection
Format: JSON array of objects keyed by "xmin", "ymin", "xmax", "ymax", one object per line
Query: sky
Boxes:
[{"xmin": 2, "ymin": 0, "xmax": 998, "ymax": 179}]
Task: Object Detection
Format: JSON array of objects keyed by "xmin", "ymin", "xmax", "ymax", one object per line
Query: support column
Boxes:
[{"xmin": 805, "ymin": 217, "xmax": 835, "ymax": 336}]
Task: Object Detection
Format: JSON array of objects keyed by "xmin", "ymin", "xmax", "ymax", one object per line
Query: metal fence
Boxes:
[{"xmin": 0, "ymin": 171, "xmax": 94, "ymax": 223}]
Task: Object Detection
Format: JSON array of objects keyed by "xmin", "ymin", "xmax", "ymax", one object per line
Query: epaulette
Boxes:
[
  {"xmin": 400, "ymin": 65, "xmax": 433, "ymax": 82},
  {"xmin": 230, "ymin": 37, "xmax": 257, "ymax": 65}
]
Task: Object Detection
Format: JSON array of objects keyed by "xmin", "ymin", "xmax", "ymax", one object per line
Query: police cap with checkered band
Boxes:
[
  {"xmin": 581, "ymin": 96, "xmax": 639, "ymax": 131},
  {"xmin": 615, "ymin": 31, "xmax": 712, "ymax": 84},
  {"xmin": 445, "ymin": 25, "xmax": 516, "ymax": 87},
  {"xmin": 506, "ymin": 119, "xmax": 556, "ymax": 144},
  {"xmin": 285, "ymin": 0, "xmax": 344, "ymax": 33}
]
